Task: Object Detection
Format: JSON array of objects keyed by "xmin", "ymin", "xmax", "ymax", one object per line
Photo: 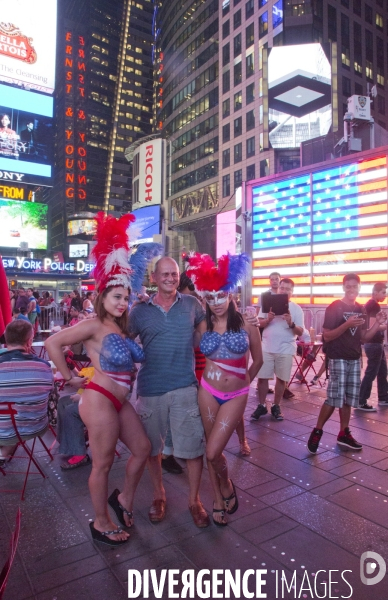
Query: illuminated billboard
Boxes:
[
  {"xmin": 0, "ymin": 198, "xmax": 47, "ymax": 249},
  {"xmin": 250, "ymin": 153, "xmax": 388, "ymax": 305},
  {"xmin": 268, "ymin": 44, "xmax": 331, "ymax": 149},
  {"xmin": 0, "ymin": 0, "xmax": 57, "ymax": 94},
  {"xmin": 0, "ymin": 83, "xmax": 53, "ymax": 186},
  {"xmin": 132, "ymin": 138, "xmax": 164, "ymax": 209},
  {"xmin": 132, "ymin": 205, "xmax": 160, "ymax": 244},
  {"xmin": 67, "ymin": 219, "xmax": 96, "ymax": 237},
  {"xmin": 69, "ymin": 243, "xmax": 88, "ymax": 258},
  {"xmin": 216, "ymin": 210, "xmax": 236, "ymax": 257}
]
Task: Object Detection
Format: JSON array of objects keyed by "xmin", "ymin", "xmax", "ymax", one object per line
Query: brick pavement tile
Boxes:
[
  {"xmin": 259, "ymin": 484, "xmax": 306, "ymax": 506},
  {"xmin": 310, "ymin": 477, "xmax": 354, "ymax": 498},
  {"xmin": 251, "ymin": 428, "xmax": 317, "ymax": 460},
  {"xmin": 31, "ymin": 554, "xmax": 108, "ymax": 594},
  {"xmin": 244, "ymin": 445, "xmax": 338, "ymax": 490},
  {"xmin": 312, "ymin": 419, "xmax": 388, "ymax": 450},
  {"xmin": 35, "ymin": 570, "xmax": 127, "ymax": 600},
  {"xmin": 303, "ymin": 452, "xmax": 353, "ymax": 471},
  {"xmin": 229, "ymin": 506, "xmax": 281, "ymax": 534},
  {"xmin": 251, "ymin": 418, "xmax": 313, "ymax": 438},
  {"xmin": 245, "ymin": 477, "xmax": 291, "ymax": 498},
  {"xmin": 242, "ymin": 515, "xmax": 298, "ymax": 545},
  {"xmin": 274, "ymin": 492, "xmax": 388, "ymax": 557},
  {"xmin": 329, "ymin": 484, "xmax": 388, "ymax": 527},
  {"xmin": 343, "ymin": 465, "xmax": 388, "ymax": 496},
  {"xmin": 372, "ymin": 457, "xmax": 388, "ymax": 470},
  {"xmin": 329, "ymin": 462, "xmax": 365, "ymax": 477}
]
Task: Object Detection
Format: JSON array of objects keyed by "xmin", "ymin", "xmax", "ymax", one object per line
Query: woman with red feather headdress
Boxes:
[
  {"xmin": 187, "ymin": 253, "xmax": 263, "ymax": 526},
  {"xmin": 46, "ymin": 213, "xmax": 158, "ymax": 546}
]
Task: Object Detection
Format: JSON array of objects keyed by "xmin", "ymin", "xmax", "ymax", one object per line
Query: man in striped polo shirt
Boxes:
[
  {"xmin": 129, "ymin": 257, "xmax": 210, "ymax": 528},
  {"xmin": 0, "ymin": 320, "xmax": 53, "ymax": 463}
]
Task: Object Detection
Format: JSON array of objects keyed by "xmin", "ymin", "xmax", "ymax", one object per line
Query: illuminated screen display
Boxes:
[
  {"xmin": 272, "ymin": 0, "xmax": 283, "ymax": 31},
  {"xmin": 217, "ymin": 210, "xmax": 236, "ymax": 257},
  {"xmin": 250, "ymin": 154, "xmax": 388, "ymax": 305},
  {"xmin": 0, "ymin": 0, "xmax": 57, "ymax": 94},
  {"xmin": 0, "ymin": 84, "xmax": 53, "ymax": 186},
  {"xmin": 67, "ymin": 219, "xmax": 96, "ymax": 237},
  {"xmin": 0, "ymin": 198, "xmax": 47, "ymax": 249},
  {"xmin": 69, "ymin": 243, "xmax": 88, "ymax": 257},
  {"xmin": 268, "ymin": 44, "xmax": 331, "ymax": 149},
  {"xmin": 132, "ymin": 205, "xmax": 160, "ymax": 243}
]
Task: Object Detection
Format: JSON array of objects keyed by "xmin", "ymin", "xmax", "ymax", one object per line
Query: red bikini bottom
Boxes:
[{"xmin": 85, "ymin": 382, "xmax": 123, "ymax": 413}]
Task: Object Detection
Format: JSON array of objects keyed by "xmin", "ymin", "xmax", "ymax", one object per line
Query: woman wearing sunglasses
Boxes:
[{"xmin": 187, "ymin": 254, "xmax": 262, "ymax": 526}]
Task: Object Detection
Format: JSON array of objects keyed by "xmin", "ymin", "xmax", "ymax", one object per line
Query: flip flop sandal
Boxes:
[
  {"xmin": 89, "ymin": 522, "xmax": 129, "ymax": 546},
  {"xmin": 108, "ymin": 488, "xmax": 134, "ymax": 528},
  {"xmin": 60, "ymin": 454, "xmax": 90, "ymax": 470},
  {"xmin": 222, "ymin": 479, "xmax": 239, "ymax": 515},
  {"xmin": 212, "ymin": 503, "xmax": 227, "ymax": 527}
]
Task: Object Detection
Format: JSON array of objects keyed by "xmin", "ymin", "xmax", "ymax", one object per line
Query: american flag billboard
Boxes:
[{"xmin": 249, "ymin": 150, "xmax": 388, "ymax": 305}]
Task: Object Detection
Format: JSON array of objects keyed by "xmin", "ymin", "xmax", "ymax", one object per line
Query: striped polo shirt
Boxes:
[
  {"xmin": 0, "ymin": 350, "xmax": 54, "ymax": 443},
  {"xmin": 129, "ymin": 292, "xmax": 205, "ymax": 396}
]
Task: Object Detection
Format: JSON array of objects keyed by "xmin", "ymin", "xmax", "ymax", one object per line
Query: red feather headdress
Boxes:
[
  {"xmin": 91, "ymin": 212, "xmax": 136, "ymax": 292},
  {"xmin": 186, "ymin": 252, "xmax": 250, "ymax": 295}
]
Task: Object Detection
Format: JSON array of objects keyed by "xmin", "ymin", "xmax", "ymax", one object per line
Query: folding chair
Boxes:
[
  {"xmin": 0, "ymin": 507, "xmax": 21, "ymax": 600},
  {"xmin": 0, "ymin": 402, "xmax": 53, "ymax": 500}
]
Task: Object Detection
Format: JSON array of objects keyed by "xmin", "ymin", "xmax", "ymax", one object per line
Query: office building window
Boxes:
[
  {"xmin": 246, "ymin": 136, "xmax": 255, "ymax": 157},
  {"xmin": 246, "ymin": 164, "xmax": 255, "ymax": 180},
  {"xmin": 234, "ymin": 142, "xmax": 242, "ymax": 163},
  {"xmin": 378, "ymin": 95, "xmax": 385, "ymax": 115},
  {"xmin": 223, "ymin": 20, "xmax": 230, "ymax": 39},
  {"xmin": 234, "ymin": 9, "xmax": 242, "ymax": 29},
  {"xmin": 354, "ymin": 82, "xmax": 363, "ymax": 95},
  {"xmin": 223, "ymin": 98, "xmax": 230, "ymax": 118},
  {"xmin": 246, "ymin": 0, "xmax": 254, "ymax": 19},
  {"xmin": 223, "ymin": 174, "xmax": 231, "ymax": 197},
  {"xmin": 223, "ymin": 0, "xmax": 230, "ymax": 15},
  {"xmin": 234, "ymin": 33, "xmax": 242, "ymax": 56},
  {"xmin": 246, "ymin": 109, "xmax": 255, "ymax": 130},
  {"xmin": 342, "ymin": 76, "xmax": 351, "ymax": 97},
  {"xmin": 246, "ymin": 52, "xmax": 254, "ymax": 76},
  {"xmin": 234, "ymin": 61, "xmax": 242, "ymax": 85},
  {"xmin": 234, "ymin": 0, "xmax": 241, "ymax": 5},
  {"xmin": 246, "ymin": 82, "xmax": 254, "ymax": 104},
  {"xmin": 376, "ymin": 13, "xmax": 383, "ymax": 29},
  {"xmin": 353, "ymin": 2, "xmax": 361, "ymax": 16},
  {"xmin": 234, "ymin": 169, "xmax": 243, "ymax": 189},
  {"xmin": 246, "ymin": 23, "xmax": 254, "ymax": 47},
  {"xmin": 328, "ymin": 5, "xmax": 337, "ymax": 42},
  {"xmin": 223, "ymin": 148, "xmax": 230, "ymax": 167},
  {"xmin": 234, "ymin": 91, "xmax": 242, "ymax": 111},
  {"xmin": 260, "ymin": 158, "xmax": 269, "ymax": 177},
  {"xmin": 223, "ymin": 70, "xmax": 230, "ymax": 93},
  {"xmin": 223, "ymin": 43, "xmax": 230, "ymax": 66},
  {"xmin": 365, "ymin": 4, "xmax": 373, "ymax": 24},
  {"xmin": 341, "ymin": 0, "xmax": 349, "ymax": 6},
  {"xmin": 259, "ymin": 12, "xmax": 268, "ymax": 38},
  {"xmin": 234, "ymin": 116, "xmax": 242, "ymax": 136},
  {"xmin": 223, "ymin": 123, "xmax": 231, "ymax": 142}
]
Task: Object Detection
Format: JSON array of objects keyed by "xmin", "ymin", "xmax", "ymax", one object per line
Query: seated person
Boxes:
[
  {"xmin": 57, "ymin": 368, "xmax": 93, "ymax": 470},
  {"xmin": 13, "ymin": 307, "xmax": 30, "ymax": 322},
  {"xmin": 0, "ymin": 320, "xmax": 53, "ymax": 464}
]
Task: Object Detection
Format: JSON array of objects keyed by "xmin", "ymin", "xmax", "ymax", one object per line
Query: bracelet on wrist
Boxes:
[
  {"xmin": 289, "ymin": 322, "xmax": 296, "ymax": 329},
  {"xmin": 64, "ymin": 376, "xmax": 73, "ymax": 382}
]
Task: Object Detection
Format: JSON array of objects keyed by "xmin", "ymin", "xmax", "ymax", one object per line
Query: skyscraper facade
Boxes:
[
  {"xmin": 155, "ymin": 0, "xmax": 388, "ymax": 260},
  {"xmin": 50, "ymin": 0, "xmax": 153, "ymax": 251}
]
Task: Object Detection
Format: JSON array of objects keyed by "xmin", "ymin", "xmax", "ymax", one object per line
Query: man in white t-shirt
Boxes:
[{"xmin": 251, "ymin": 278, "xmax": 304, "ymax": 421}]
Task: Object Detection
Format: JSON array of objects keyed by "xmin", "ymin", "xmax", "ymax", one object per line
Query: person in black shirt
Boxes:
[
  {"xmin": 307, "ymin": 274, "xmax": 387, "ymax": 454},
  {"xmin": 358, "ymin": 283, "xmax": 388, "ymax": 411}
]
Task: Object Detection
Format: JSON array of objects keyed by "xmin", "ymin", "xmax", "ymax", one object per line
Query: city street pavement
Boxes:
[{"xmin": 1, "ymin": 371, "xmax": 388, "ymax": 599}]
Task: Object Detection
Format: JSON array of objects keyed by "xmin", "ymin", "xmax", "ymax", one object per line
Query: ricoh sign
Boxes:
[{"xmin": 133, "ymin": 138, "xmax": 164, "ymax": 208}]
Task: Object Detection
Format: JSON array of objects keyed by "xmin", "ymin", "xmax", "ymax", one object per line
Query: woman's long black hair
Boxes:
[{"xmin": 205, "ymin": 295, "xmax": 244, "ymax": 332}]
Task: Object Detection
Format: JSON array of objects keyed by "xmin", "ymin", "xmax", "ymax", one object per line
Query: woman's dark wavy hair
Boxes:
[
  {"xmin": 94, "ymin": 286, "xmax": 130, "ymax": 335},
  {"xmin": 205, "ymin": 295, "xmax": 244, "ymax": 332}
]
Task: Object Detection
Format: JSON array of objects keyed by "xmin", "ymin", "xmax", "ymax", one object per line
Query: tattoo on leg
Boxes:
[
  {"xmin": 220, "ymin": 416, "xmax": 230, "ymax": 432},
  {"xmin": 206, "ymin": 406, "xmax": 216, "ymax": 423}
]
